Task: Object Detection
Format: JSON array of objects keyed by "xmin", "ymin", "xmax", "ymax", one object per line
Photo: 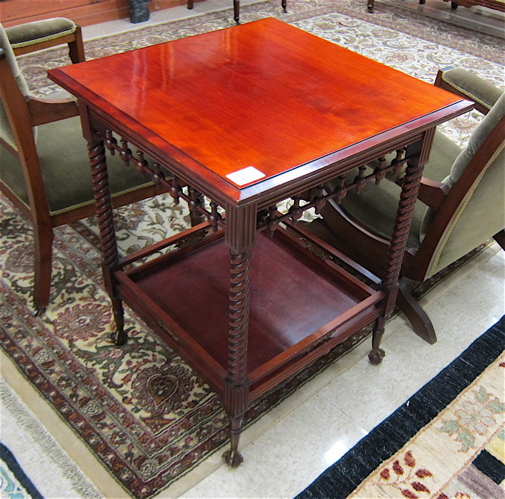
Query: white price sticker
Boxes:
[{"xmin": 226, "ymin": 166, "xmax": 266, "ymax": 186}]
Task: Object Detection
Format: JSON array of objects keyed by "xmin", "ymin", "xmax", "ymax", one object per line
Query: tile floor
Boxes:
[{"xmin": 1, "ymin": 1, "xmax": 504, "ymax": 498}]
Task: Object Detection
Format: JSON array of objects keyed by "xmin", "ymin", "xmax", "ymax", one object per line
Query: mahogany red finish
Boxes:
[{"xmin": 49, "ymin": 18, "xmax": 472, "ymax": 466}]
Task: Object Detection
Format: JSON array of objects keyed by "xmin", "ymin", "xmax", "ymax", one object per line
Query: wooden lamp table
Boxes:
[{"xmin": 48, "ymin": 18, "xmax": 472, "ymax": 466}]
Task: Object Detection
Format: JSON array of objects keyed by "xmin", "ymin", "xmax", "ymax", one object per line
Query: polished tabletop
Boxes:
[{"xmin": 49, "ymin": 18, "xmax": 469, "ymax": 200}]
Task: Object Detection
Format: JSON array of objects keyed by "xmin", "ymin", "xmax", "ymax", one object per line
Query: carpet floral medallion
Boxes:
[
  {"xmin": 1, "ymin": 0, "xmax": 504, "ymax": 497},
  {"xmin": 351, "ymin": 354, "xmax": 505, "ymax": 498}
]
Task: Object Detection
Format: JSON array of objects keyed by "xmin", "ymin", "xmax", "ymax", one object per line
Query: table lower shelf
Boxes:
[{"xmin": 115, "ymin": 227, "xmax": 384, "ymax": 400}]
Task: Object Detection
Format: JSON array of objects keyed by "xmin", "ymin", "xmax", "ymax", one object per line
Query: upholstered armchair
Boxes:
[
  {"xmin": 0, "ymin": 20, "xmax": 163, "ymax": 312},
  {"xmin": 306, "ymin": 68, "xmax": 505, "ymax": 343}
]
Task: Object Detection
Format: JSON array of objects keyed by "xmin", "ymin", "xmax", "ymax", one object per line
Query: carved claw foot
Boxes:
[
  {"xmin": 368, "ymin": 348, "xmax": 385, "ymax": 365},
  {"xmin": 34, "ymin": 307, "xmax": 46, "ymax": 317},
  {"xmin": 223, "ymin": 449, "xmax": 244, "ymax": 468},
  {"xmin": 114, "ymin": 329, "xmax": 127, "ymax": 346}
]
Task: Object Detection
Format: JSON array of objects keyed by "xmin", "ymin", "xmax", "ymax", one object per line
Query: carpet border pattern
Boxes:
[
  {"xmin": 297, "ymin": 315, "xmax": 505, "ymax": 499},
  {"xmin": 0, "ymin": 442, "xmax": 43, "ymax": 499}
]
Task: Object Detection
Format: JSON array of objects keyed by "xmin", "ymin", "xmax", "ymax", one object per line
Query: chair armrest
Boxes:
[
  {"xmin": 390, "ymin": 172, "xmax": 449, "ymax": 210},
  {"xmin": 417, "ymin": 177, "xmax": 450, "ymax": 210},
  {"xmin": 28, "ymin": 96, "xmax": 79, "ymax": 127},
  {"xmin": 6, "ymin": 18, "xmax": 85, "ymax": 63},
  {"xmin": 435, "ymin": 68, "xmax": 502, "ymax": 115}
]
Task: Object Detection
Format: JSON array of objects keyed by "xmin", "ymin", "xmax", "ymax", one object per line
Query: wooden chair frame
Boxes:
[
  {"xmin": 315, "ymin": 69, "xmax": 505, "ymax": 344},
  {"xmin": 0, "ymin": 30, "xmax": 161, "ymax": 311},
  {"xmin": 8, "ymin": 24, "xmax": 86, "ymax": 63}
]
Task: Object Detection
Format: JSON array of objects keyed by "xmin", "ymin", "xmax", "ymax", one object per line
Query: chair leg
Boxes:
[
  {"xmin": 32, "ymin": 226, "xmax": 54, "ymax": 312},
  {"xmin": 396, "ymin": 279, "xmax": 437, "ymax": 344},
  {"xmin": 234, "ymin": 0, "xmax": 240, "ymax": 23},
  {"xmin": 68, "ymin": 26, "xmax": 86, "ymax": 64},
  {"xmin": 493, "ymin": 230, "xmax": 505, "ymax": 251}
]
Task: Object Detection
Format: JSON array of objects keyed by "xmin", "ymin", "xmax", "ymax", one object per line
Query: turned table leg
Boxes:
[
  {"xmin": 222, "ymin": 248, "xmax": 251, "ymax": 466},
  {"xmin": 87, "ymin": 138, "xmax": 125, "ymax": 345},
  {"xmin": 368, "ymin": 133, "xmax": 431, "ymax": 363},
  {"xmin": 222, "ymin": 205, "xmax": 256, "ymax": 466},
  {"xmin": 369, "ymin": 317, "xmax": 386, "ymax": 365}
]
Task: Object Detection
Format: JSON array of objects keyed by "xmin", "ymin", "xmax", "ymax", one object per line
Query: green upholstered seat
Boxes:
[
  {"xmin": 323, "ymin": 131, "xmax": 463, "ymax": 252},
  {"xmin": 3, "ymin": 17, "xmax": 85, "ymax": 63},
  {"xmin": 441, "ymin": 67, "xmax": 502, "ymax": 111},
  {"xmin": 5, "ymin": 18, "xmax": 78, "ymax": 49},
  {"xmin": 0, "ymin": 20, "xmax": 155, "ymax": 216},
  {"xmin": 0, "ymin": 20, "xmax": 161, "ymax": 310},
  {"xmin": 1, "ymin": 116, "xmax": 156, "ymax": 216},
  {"xmin": 333, "ymin": 90, "xmax": 504, "ymax": 278}
]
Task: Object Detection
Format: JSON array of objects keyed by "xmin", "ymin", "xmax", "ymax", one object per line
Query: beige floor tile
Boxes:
[{"xmin": 181, "ymin": 393, "xmax": 367, "ymax": 498}]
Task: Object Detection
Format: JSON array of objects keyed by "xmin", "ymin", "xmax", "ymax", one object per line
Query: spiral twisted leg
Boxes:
[
  {"xmin": 222, "ymin": 249, "xmax": 251, "ymax": 467},
  {"xmin": 369, "ymin": 160, "xmax": 424, "ymax": 363},
  {"xmin": 88, "ymin": 140, "xmax": 124, "ymax": 345}
]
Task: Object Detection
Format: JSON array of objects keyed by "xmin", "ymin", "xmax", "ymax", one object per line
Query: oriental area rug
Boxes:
[
  {"xmin": 297, "ymin": 315, "xmax": 505, "ymax": 499},
  {"xmin": 0, "ymin": 443, "xmax": 43, "ymax": 499},
  {"xmin": 1, "ymin": 0, "xmax": 504, "ymax": 497}
]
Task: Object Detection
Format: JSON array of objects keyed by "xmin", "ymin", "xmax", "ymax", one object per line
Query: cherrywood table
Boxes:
[{"xmin": 48, "ymin": 18, "xmax": 472, "ymax": 467}]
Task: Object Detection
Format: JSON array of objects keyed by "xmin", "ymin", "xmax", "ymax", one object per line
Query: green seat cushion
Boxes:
[
  {"xmin": 1, "ymin": 116, "xmax": 156, "ymax": 215},
  {"xmin": 324, "ymin": 131, "xmax": 462, "ymax": 249},
  {"xmin": 442, "ymin": 68, "xmax": 503, "ymax": 111},
  {"xmin": 5, "ymin": 18, "xmax": 77, "ymax": 48}
]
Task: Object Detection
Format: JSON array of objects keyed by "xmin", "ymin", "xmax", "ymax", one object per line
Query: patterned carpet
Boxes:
[
  {"xmin": 0, "ymin": 443, "xmax": 43, "ymax": 499},
  {"xmin": 297, "ymin": 316, "xmax": 505, "ymax": 499},
  {"xmin": 1, "ymin": 1, "xmax": 503, "ymax": 497}
]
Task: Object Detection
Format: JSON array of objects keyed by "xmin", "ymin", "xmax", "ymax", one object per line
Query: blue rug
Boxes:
[
  {"xmin": 0, "ymin": 443, "xmax": 43, "ymax": 499},
  {"xmin": 297, "ymin": 315, "xmax": 505, "ymax": 498}
]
